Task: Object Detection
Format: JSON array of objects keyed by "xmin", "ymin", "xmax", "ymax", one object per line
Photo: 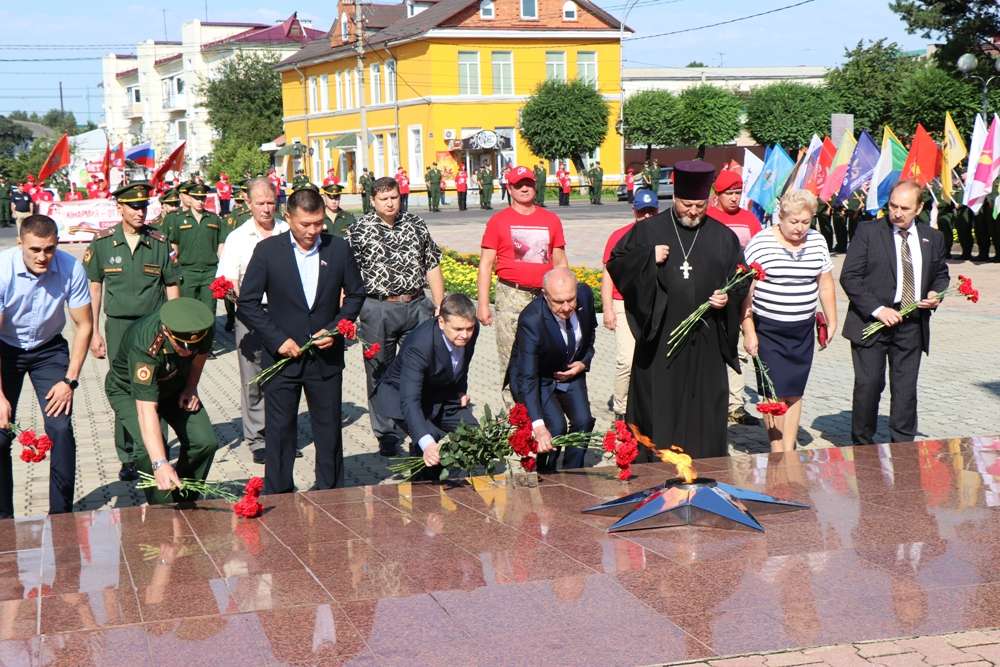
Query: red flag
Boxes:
[
  {"xmin": 101, "ymin": 143, "xmax": 111, "ymax": 184},
  {"xmin": 112, "ymin": 143, "xmax": 125, "ymax": 169},
  {"xmin": 150, "ymin": 142, "xmax": 186, "ymax": 187},
  {"xmin": 901, "ymin": 123, "xmax": 941, "ymax": 187},
  {"xmin": 36, "ymin": 133, "xmax": 71, "ymax": 182},
  {"xmin": 804, "ymin": 136, "xmax": 836, "ymax": 195}
]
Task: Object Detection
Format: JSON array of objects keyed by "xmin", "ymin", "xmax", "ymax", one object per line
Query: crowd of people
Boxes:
[{"xmin": 0, "ymin": 157, "xmax": 955, "ymax": 517}]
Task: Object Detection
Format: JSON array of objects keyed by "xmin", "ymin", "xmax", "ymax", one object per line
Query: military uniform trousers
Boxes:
[
  {"xmin": 0, "ymin": 336, "xmax": 76, "ymax": 517},
  {"xmin": 106, "ymin": 315, "xmax": 143, "ymax": 464},
  {"xmin": 107, "ymin": 388, "xmax": 216, "ymax": 505},
  {"xmin": 0, "ymin": 201, "xmax": 11, "ymax": 226},
  {"xmin": 179, "ymin": 267, "xmax": 219, "ymax": 315},
  {"xmin": 493, "ymin": 280, "xmax": 539, "ymax": 408},
  {"xmin": 428, "ymin": 186, "xmax": 440, "ymax": 211}
]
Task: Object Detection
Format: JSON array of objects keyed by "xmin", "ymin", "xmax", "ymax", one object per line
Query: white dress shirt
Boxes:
[
  {"xmin": 291, "ymin": 235, "xmax": 321, "ymax": 309},
  {"xmin": 216, "ymin": 218, "xmax": 289, "ymax": 288}
]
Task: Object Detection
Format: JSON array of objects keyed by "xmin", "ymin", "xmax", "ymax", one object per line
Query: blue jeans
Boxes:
[{"xmin": 0, "ymin": 335, "xmax": 76, "ymax": 517}]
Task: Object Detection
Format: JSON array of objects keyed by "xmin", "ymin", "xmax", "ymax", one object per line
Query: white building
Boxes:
[
  {"xmin": 101, "ymin": 13, "xmax": 324, "ymax": 172},
  {"xmin": 623, "ymin": 65, "xmax": 829, "ymax": 96}
]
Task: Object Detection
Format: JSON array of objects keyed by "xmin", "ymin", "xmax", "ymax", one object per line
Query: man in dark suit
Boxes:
[
  {"xmin": 237, "ymin": 188, "xmax": 366, "ymax": 494},
  {"xmin": 372, "ymin": 294, "xmax": 479, "ymax": 476},
  {"xmin": 841, "ymin": 180, "xmax": 950, "ymax": 445},
  {"xmin": 505, "ymin": 267, "xmax": 597, "ymax": 472}
]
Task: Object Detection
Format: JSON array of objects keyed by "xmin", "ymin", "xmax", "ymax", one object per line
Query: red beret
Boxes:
[{"xmin": 714, "ymin": 170, "xmax": 742, "ymax": 193}]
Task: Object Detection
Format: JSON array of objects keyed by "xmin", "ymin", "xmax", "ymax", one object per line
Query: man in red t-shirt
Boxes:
[
  {"xmin": 601, "ymin": 189, "xmax": 659, "ymax": 420},
  {"xmin": 215, "ymin": 172, "xmax": 232, "ymax": 215},
  {"xmin": 707, "ymin": 170, "xmax": 761, "ymax": 249},
  {"xmin": 625, "ymin": 168, "xmax": 635, "ymax": 203},
  {"xmin": 86, "ymin": 175, "xmax": 102, "ymax": 199},
  {"xmin": 706, "ymin": 169, "xmax": 761, "ymax": 426},
  {"xmin": 456, "ymin": 165, "xmax": 468, "ymax": 211},
  {"xmin": 477, "ymin": 165, "xmax": 568, "ymax": 403}
]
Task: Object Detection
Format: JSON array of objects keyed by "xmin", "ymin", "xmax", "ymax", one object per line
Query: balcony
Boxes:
[
  {"xmin": 122, "ymin": 102, "xmax": 144, "ymax": 118},
  {"xmin": 163, "ymin": 94, "xmax": 187, "ymax": 111}
]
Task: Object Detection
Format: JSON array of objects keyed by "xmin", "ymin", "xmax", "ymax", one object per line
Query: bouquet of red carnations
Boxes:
[
  {"xmin": 136, "ymin": 471, "xmax": 239, "ymax": 501},
  {"xmin": 667, "ymin": 262, "xmax": 766, "ymax": 357},
  {"xmin": 233, "ymin": 476, "xmax": 264, "ymax": 518},
  {"xmin": 250, "ymin": 319, "xmax": 381, "ymax": 386},
  {"xmin": 7, "ymin": 425, "xmax": 53, "ymax": 463},
  {"xmin": 602, "ymin": 420, "xmax": 639, "ymax": 480},
  {"xmin": 209, "ymin": 276, "xmax": 236, "ymax": 302},
  {"xmin": 752, "ymin": 356, "xmax": 788, "ymax": 417},
  {"xmin": 862, "ymin": 274, "xmax": 980, "ymax": 339}
]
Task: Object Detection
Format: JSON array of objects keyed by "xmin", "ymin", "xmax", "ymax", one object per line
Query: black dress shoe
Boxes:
[
  {"xmin": 118, "ymin": 462, "xmax": 138, "ymax": 482},
  {"xmin": 252, "ymin": 450, "xmax": 266, "ymax": 465}
]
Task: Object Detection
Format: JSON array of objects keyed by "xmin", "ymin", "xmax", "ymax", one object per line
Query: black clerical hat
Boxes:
[{"xmin": 673, "ymin": 160, "xmax": 716, "ymax": 200}]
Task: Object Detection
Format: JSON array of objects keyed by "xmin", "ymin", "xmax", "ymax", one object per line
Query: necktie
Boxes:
[
  {"xmin": 564, "ymin": 316, "xmax": 576, "ymax": 362},
  {"xmin": 899, "ymin": 229, "xmax": 915, "ymax": 308}
]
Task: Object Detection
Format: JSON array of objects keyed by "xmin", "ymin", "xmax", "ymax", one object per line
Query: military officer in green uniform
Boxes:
[
  {"xmin": 592, "ymin": 161, "xmax": 604, "ymax": 205},
  {"xmin": 106, "ymin": 298, "xmax": 217, "ymax": 504},
  {"xmin": 291, "ymin": 169, "xmax": 310, "ymax": 191},
  {"xmin": 425, "ymin": 162, "xmax": 442, "ymax": 212},
  {"xmin": 167, "ymin": 183, "xmax": 222, "ymax": 315},
  {"xmin": 219, "ymin": 180, "xmax": 250, "ymax": 332},
  {"xmin": 533, "ymin": 162, "xmax": 546, "ymax": 206},
  {"xmin": 478, "ymin": 164, "xmax": 494, "ymax": 210},
  {"xmin": 0, "ymin": 175, "xmax": 11, "ymax": 228},
  {"xmin": 585, "ymin": 165, "xmax": 596, "ymax": 204},
  {"xmin": 153, "ymin": 187, "xmax": 180, "ymax": 227},
  {"xmin": 320, "ymin": 182, "xmax": 355, "ymax": 238},
  {"xmin": 359, "ymin": 168, "xmax": 373, "ymax": 215},
  {"xmin": 86, "ymin": 181, "xmax": 180, "ymax": 480}
]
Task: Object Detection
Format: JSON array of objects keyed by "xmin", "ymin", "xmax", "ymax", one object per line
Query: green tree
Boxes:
[
  {"xmin": 198, "ymin": 50, "xmax": 283, "ymax": 148},
  {"xmin": 208, "ymin": 135, "xmax": 270, "ymax": 181},
  {"xmin": 686, "ymin": 60, "xmax": 706, "ymax": 68},
  {"xmin": 890, "ymin": 64, "xmax": 980, "ymax": 139},
  {"xmin": 623, "ymin": 90, "xmax": 680, "ymax": 159},
  {"xmin": 745, "ymin": 82, "xmax": 838, "ymax": 148},
  {"xmin": 40, "ymin": 109, "xmax": 79, "ymax": 134},
  {"xmin": 673, "ymin": 84, "xmax": 742, "ymax": 157},
  {"xmin": 0, "ymin": 116, "xmax": 34, "ymax": 158},
  {"xmin": 519, "ymin": 79, "xmax": 609, "ymax": 170},
  {"xmin": 891, "ymin": 0, "xmax": 1000, "ymax": 76},
  {"xmin": 826, "ymin": 39, "xmax": 918, "ymax": 134},
  {"xmin": 0, "ymin": 137, "xmax": 64, "ymax": 187},
  {"xmin": 7, "ymin": 111, "xmax": 39, "ymax": 123}
]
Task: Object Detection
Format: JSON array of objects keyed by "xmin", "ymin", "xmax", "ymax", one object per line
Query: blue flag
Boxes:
[
  {"xmin": 747, "ymin": 144, "xmax": 794, "ymax": 214},
  {"xmin": 836, "ymin": 130, "xmax": 880, "ymax": 205}
]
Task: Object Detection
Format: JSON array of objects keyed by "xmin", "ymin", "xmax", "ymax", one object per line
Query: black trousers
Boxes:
[
  {"xmin": 263, "ymin": 368, "xmax": 343, "ymax": 494},
  {"xmin": 404, "ymin": 401, "xmax": 478, "ymax": 481},
  {"xmin": 559, "ymin": 191, "xmax": 570, "ymax": 206},
  {"xmin": 0, "ymin": 336, "xmax": 76, "ymax": 517},
  {"xmin": 531, "ymin": 377, "xmax": 595, "ymax": 473},
  {"xmin": 458, "ymin": 191, "xmax": 467, "ymax": 211},
  {"xmin": 850, "ymin": 318, "xmax": 922, "ymax": 445},
  {"xmin": 833, "ymin": 214, "xmax": 849, "ymax": 251},
  {"xmin": 219, "ymin": 199, "xmax": 231, "ymax": 216},
  {"xmin": 400, "ymin": 194, "xmax": 409, "ymax": 212},
  {"xmin": 938, "ymin": 216, "xmax": 953, "ymax": 258}
]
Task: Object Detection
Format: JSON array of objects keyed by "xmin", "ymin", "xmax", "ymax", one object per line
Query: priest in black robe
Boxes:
[{"xmin": 607, "ymin": 160, "xmax": 746, "ymax": 460}]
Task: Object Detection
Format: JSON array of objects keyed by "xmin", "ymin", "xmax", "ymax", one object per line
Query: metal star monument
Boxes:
[{"xmin": 582, "ymin": 478, "xmax": 809, "ymax": 533}]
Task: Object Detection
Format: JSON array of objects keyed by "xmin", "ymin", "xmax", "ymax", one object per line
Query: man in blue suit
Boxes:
[
  {"xmin": 505, "ymin": 267, "xmax": 597, "ymax": 473},
  {"xmin": 372, "ymin": 293, "xmax": 479, "ymax": 475}
]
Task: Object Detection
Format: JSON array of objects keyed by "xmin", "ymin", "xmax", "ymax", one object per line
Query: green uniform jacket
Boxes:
[
  {"xmin": 105, "ymin": 311, "xmax": 214, "ymax": 403},
  {"xmin": 167, "ymin": 211, "xmax": 222, "ymax": 277},
  {"xmin": 324, "ymin": 209, "xmax": 356, "ymax": 238},
  {"xmin": 426, "ymin": 168, "xmax": 442, "ymax": 187},
  {"xmin": 221, "ymin": 206, "xmax": 250, "ymax": 243},
  {"xmin": 84, "ymin": 225, "xmax": 179, "ymax": 318},
  {"xmin": 360, "ymin": 174, "xmax": 373, "ymax": 194}
]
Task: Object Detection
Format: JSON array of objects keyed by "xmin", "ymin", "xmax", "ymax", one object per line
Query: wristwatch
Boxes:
[
  {"xmin": 63, "ymin": 377, "xmax": 79, "ymax": 390},
  {"xmin": 151, "ymin": 458, "xmax": 168, "ymax": 471}
]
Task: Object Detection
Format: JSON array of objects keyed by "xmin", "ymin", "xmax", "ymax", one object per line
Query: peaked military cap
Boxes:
[
  {"xmin": 293, "ymin": 182, "xmax": 319, "ymax": 193},
  {"xmin": 177, "ymin": 180, "xmax": 194, "ymax": 195},
  {"xmin": 321, "ymin": 182, "xmax": 343, "ymax": 196},
  {"xmin": 160, "ymin": 188, "xmax": 180, "ymax": 205},
  {"xmin": 188, "ymin": 183, "xmax": 210, "ymax": 199},
  {"xmin": 113, "ymin": 181, "xmax": 153, "ymax": 206},
  {"xmin": 160, "ymin": 298, "xmax": 214, "ymax": 344}
]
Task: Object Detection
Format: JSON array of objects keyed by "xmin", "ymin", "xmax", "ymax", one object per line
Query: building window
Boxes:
[
  {"xmin": 491, "ymin": 51, "xmax": 513, "ymax": 96},
  {"xmin": 174, "ymin": 120, "xmax": 187, "ymax": 141},
  {"xmin": 480, "ymin": 0, "xmax": 494, "ymax": 18},
  {"xmin": 343, "ymin": 71, "xmax": 353, "ymax": 108},
  {"xmin": 521, "ymin": 0, "xmax": 537, "ymax": 19},
  {"xmin": 307, "ymin": 76, "xmax": 318, "ymax": 113},
  {"xmin": 385, "ymin": 59, "xmax": 397, "ymax": 102},
  {"xmin": 408, "ymin": 126, "xmax": 424, "ymax": 176},
  {"xmin": 340, "ymin": 12, "xmax": 349, "ymax": 40},
  {"xmin": 335, "ymin": 72, "xmax": 343, "ymax": 110},
  {"xmin": 562, "ymin": 1, "xmax": 578, "ymax": 19},
  {"xmin": 389, "ymin": 132, "xmax": 400, "ymax": 174},
  {"xmin": 128, "ymin": 86, "xmax": 141, "ymax": 104},
  {"xmin": 370, "ymin": 63, "xmax": 382, "ymax": 105},
  {"xmin": 577, "ymin": 51, "xmax": 597, "ymax": 87},
  {"xmin": 546, "ymin": 51, "xmax": 566, "ymax": 81},
  {"xmin": 175, "ymin": 77, "xmax": 185, "ymax": 95},
  {"xmin": 458, "ymin": 51, "xmax": 480, "ymax": 96},
  {"xmin": 312, "ymin": 139, "xmax": 322, "ymax": 179},
  {"xmin": 319, "ymin": 74, "xmax": 329, "ymax": 111},
  {"xmin": 497, "ymin": 127, "xmax": 516, "ymax": 170}
]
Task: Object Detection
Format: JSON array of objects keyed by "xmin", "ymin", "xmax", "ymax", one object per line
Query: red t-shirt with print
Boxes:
[{"xmin": 481, "ymin": 206, "xmax": 566, "ymax": 288}]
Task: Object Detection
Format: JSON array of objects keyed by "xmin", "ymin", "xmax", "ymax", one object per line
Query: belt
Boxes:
[
  {"xmin": 498, "ymin": 278, "xmax": 541, "ymax": 294},
  {"xmin": 371, "ymin": 291, "xmax": 423, "ymax": 303}
]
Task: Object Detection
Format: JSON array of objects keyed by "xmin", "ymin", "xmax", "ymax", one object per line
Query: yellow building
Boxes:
[{"xmin": 277, "ymin": 0, "xmax": 628, "ymax": 193}]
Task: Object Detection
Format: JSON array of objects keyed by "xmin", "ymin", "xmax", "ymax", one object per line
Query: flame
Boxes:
[{"xmin": 629, "ymin": 424, "xmax": 697, "ymax": 484}]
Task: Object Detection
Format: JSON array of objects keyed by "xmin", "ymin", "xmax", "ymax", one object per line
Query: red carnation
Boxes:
[
  {"xmin": 602, "ymin": 430, "xmax": 617, "ymax": 453},
  {"xmin": 508, "ymin": 403, "xmax": 530, "ymax": 428},
  {"xmin": 736, "ymin": 263, "xmax": 748, "ymax": 274},
  {"xmin": 363, "ymin": 343, "xmax": 381, "ymax": 360},
  {"xmin": 36, "ymin": 435, "xmax": 52, "ymax": 453},
  {"xmin": 19, "ymin": 449, "xmax": 32, "ymax": 463},
  {"xmin": 521, "ymin": 456, "xmax": 537, "ymax": 472},
  {"xmin": 750, "ymin": 262, "xmax": 766, "ymax": 281},
  {"xmin": 244, "ymin": 476, "xmax": 264, "ymax": 497},
  {"xmin": 233, "ymin": 496, "xmax": 263, "ymax": 518},
  {"xmin": 30, "ymin": 450, "xmax": 45, "ymax": 463},
  {"xmin": 509, "ymin": 426, "xmax": 536, "ymax": 457},
  {"xmin": 335, "ymin": 319, "xmax": 358, "ymax": 340},
  {"xmin": 758, "ymin": 401, "xmax": 788, "ymax": 416},
  {"xmin": 17, "ymin": 430, "xmax": 37, "ymax": 448},
  {"xmin": 210, "ymin": 276, "xmax": 235, "ymax": 300},
  {"xmin": 618, "ymin": 466, "xmax": 632, "ymax": 481}
]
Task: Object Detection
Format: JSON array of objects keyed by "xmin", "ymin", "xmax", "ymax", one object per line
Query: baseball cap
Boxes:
[
  {"xmin": 507, "ymin": 166, "xmax": 535, "ymax": 185},
  {"xmin": 633, "ymin": 188, "xmax": 658, "ymax": 212}
]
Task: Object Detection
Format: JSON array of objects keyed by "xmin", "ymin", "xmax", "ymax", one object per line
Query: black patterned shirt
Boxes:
[{"xmin": 348, "ymin": 211, "xmax": 441, "ymax": 296}]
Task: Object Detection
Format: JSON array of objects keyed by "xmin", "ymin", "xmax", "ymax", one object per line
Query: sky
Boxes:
[{"xmin": 0, "ymin": 0, "xmax": 933, "ymax": 122}]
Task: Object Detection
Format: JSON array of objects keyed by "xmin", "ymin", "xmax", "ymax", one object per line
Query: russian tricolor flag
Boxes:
[{"xmin": 125, "ymin": 143, "xmax": 156, "ymax": 169}]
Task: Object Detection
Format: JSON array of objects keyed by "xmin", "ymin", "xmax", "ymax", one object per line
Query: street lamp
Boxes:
[
  {"xmin": 957, "ymin": 52, "xmax": 1000, "ymax": 117},
  {"xmin": 617, "ymin": 0, "xmax": 643, "ymax": 182}
]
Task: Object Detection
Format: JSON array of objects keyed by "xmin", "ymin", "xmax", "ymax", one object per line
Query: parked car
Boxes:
[{"xmin": 617, "ymin": 167, "xmax": 674, "ymax": 201}]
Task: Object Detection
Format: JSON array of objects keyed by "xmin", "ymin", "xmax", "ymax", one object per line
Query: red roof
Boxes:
[
  {"xmin": 116, "ymin": 68, "xmax": 138, "ymax": 79},
  {"xmin": 202, "ymin": 12, "xmax": 325, "ymax": 51}
]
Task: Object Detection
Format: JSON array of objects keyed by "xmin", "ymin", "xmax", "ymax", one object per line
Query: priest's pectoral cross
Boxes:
[{"xmin": 680, "ymin": 260, "xmax": 692, "ymax": 280}]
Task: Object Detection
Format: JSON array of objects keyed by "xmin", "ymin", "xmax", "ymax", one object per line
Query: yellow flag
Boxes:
[{"xmin": 942, "ymin": 111, "xmax": 968, "ymax": 202}]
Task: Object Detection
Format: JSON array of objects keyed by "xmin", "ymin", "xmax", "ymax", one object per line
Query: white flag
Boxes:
[
  {"xmin": 740, "ymin": 148, "xmax": 764, "ymax": 210},
  {"xmin": 963, "ymin": 114, "xmax": 989, "ymax": 207}
]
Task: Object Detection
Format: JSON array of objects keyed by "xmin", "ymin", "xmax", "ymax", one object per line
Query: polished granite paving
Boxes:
[{"xmin": 2, "ymin": 437, "xmax": 1000, "ymax": 666}]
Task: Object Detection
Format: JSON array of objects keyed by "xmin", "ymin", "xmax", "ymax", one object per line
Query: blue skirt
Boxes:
[{"xmin": 754, "ymin": 314, "xmax": 815, "ymax": 398}]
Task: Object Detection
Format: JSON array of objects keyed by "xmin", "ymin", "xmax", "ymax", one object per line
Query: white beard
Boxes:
[{"xmin": 677, "ymin": 213, "xmax": 705, "ymax": 228}]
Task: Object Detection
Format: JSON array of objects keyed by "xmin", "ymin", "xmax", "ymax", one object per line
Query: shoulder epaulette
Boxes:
[
  {"xmin": 146, "ymin": 229, "xmax": 168, "ymax": 243},
  {"xmin": 147, "ymin": 330, "xmax": 166, "ymax": 357},
  {"xmin": 94, "ymin": 227, "xmax": 115, "ymax": 240}
]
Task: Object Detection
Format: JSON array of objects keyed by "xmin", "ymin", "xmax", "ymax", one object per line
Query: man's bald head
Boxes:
[{"xmin": 542, "ymin": 267, "xmax": 579, "ymax": 320}]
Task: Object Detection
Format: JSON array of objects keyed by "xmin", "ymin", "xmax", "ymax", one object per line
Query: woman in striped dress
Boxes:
[{"xmin": 741, "ymin": 190, "xmax": 838, "ymax": 452}]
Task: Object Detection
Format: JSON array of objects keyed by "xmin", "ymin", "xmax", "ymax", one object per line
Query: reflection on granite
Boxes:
[{"xmin": 0, "ymin": 438, "xmax": 998, "ymax": 665}]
